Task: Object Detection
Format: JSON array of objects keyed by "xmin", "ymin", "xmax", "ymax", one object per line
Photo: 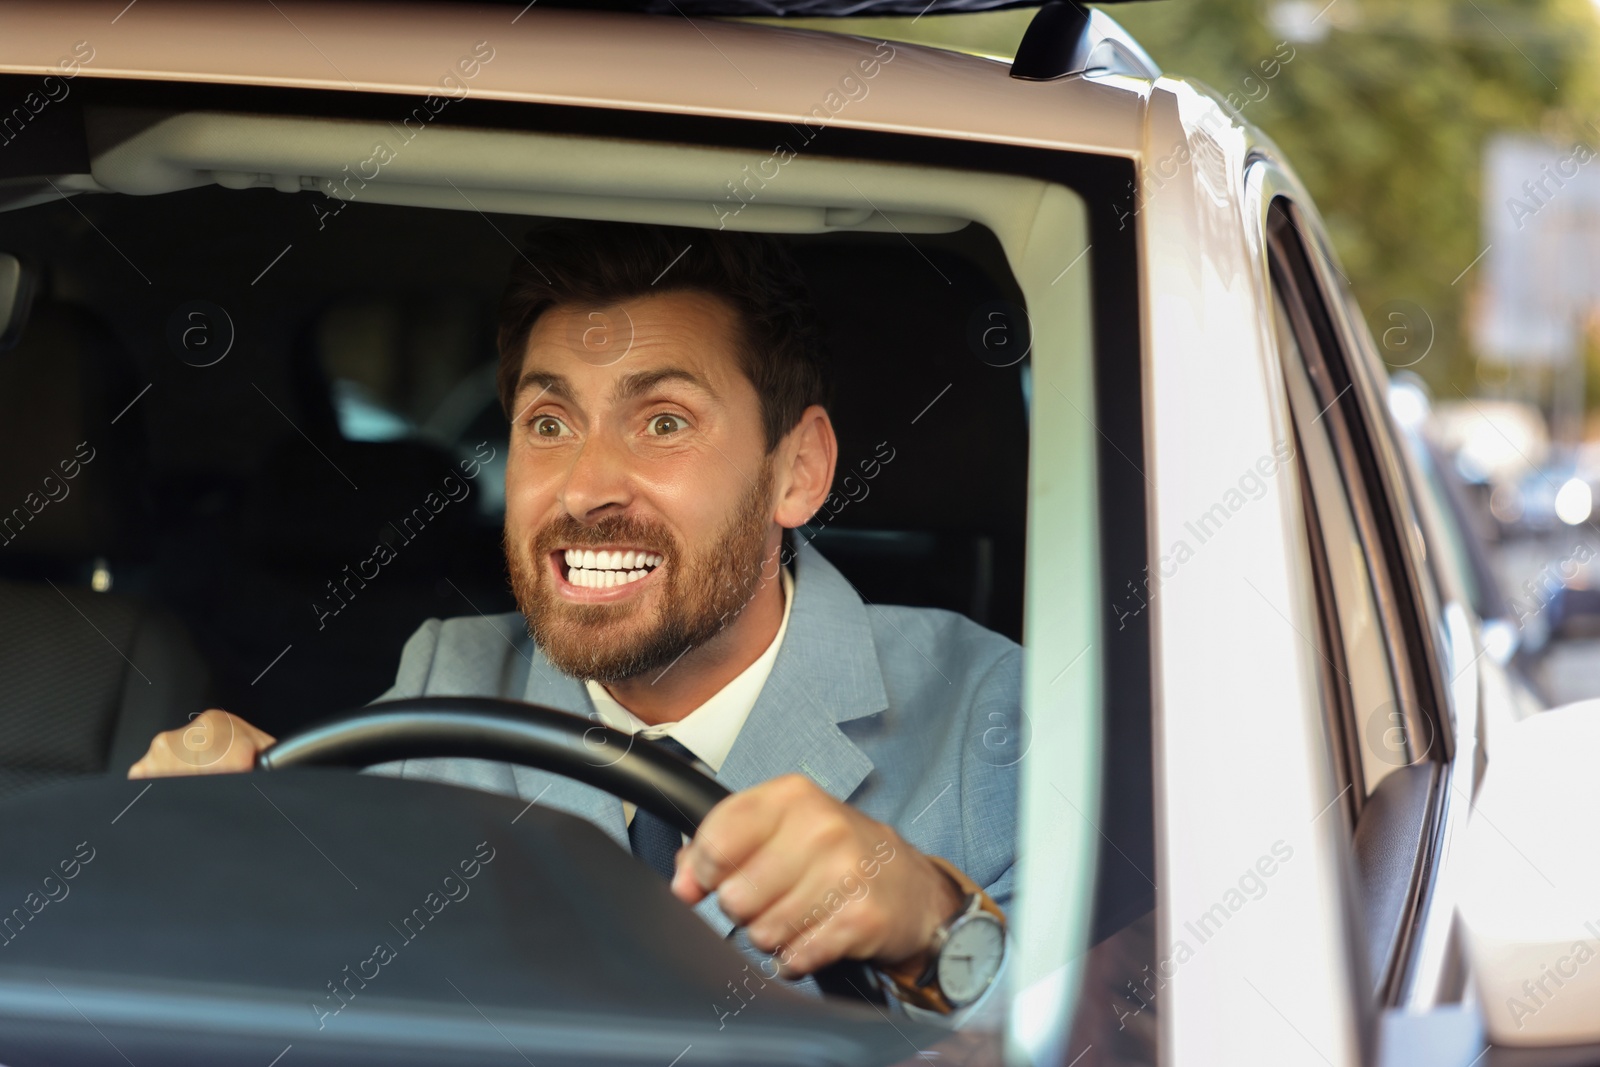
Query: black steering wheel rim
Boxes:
[
  {"xmin": 258, "ymin": 696, "xmax": 727, "ymax": 835},
  {"xmin": 258, "ymin": 696, "xmax": 886, "ymax": 1005}
]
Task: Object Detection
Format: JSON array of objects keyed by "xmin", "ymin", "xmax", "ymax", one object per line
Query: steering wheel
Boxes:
[{"xmin": 257, "ymin": 695, "xmax": 885, "ymax": 1006}]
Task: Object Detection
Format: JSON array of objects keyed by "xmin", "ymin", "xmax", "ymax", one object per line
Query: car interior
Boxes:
[{"xmin": 0, "ymin": 175, "xmax": 1031, "ymax": 788}]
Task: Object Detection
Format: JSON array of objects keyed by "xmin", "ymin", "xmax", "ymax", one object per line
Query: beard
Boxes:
[{"xmin": 505, "ymin": 458, "xmax": 778, "ymax": 683}]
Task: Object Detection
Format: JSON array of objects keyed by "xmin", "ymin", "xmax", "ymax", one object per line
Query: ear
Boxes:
[{"xmin": 772, "ymin": 405, "xmax": 837, "ymax": 530}]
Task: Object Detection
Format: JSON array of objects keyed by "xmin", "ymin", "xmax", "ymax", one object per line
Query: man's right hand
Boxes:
[{"xmin": 127, "ymin": 709, "xmax": 276, "ymax": 779}]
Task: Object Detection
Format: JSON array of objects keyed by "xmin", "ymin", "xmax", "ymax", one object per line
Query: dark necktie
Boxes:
[{"xmin": 628, "ymin": 734, "xmax": 698, "ymax": 881}]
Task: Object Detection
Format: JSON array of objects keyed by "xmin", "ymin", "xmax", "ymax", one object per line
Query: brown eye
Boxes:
[
  {"xmin": 534, "ymin": 416, "xmax": 567, "ymax": 438},
  {"xmin": 649, "ymin": 414, "xmax": 684, "ymax": 436}
]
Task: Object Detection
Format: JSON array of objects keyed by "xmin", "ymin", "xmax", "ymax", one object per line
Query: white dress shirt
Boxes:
[{"xmin": 586, "ymin": 565, "xmax": 794, "ymax": 825}]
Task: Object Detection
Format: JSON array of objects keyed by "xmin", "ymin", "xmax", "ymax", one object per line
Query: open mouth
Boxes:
[{"xmin": 557, "ymin": 548, "xmax": 663, "ymax": 589}]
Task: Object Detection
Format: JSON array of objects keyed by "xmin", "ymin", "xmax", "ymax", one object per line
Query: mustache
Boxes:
[{"xmin": 528, "ymin": 514, "xmax": 676, "ymax": 559}]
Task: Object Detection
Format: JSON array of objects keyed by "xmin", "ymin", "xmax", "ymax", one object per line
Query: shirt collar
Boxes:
[{"xmin": 584, "ymin": 564, "xmax": 794, "ymax": 774}]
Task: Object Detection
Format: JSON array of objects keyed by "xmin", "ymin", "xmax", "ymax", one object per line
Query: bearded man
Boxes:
[{"xmin": 132, "ymin": 221, "xmax": 1021, "ymax": 1019}]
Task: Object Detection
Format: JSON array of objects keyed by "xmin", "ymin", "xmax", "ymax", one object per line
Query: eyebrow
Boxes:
[
  {"xmin": 512, "ymin": 367, "xmax": 721, "ymax": 418},
  {"xmin": 511, "ymin": 371, "xmax": 573, "ymax": 423},
  {"xmin": 612, "ymin": 368, "xmax": 721, "ymax": 404}
]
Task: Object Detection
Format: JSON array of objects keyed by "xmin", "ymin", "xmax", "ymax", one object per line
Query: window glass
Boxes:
[
  {"xmin": 0, "ymin": 151, "xmax": 1093, "ymax": 1049},
  {"xmin": 1273, "ymin": 288, "xmax": 1406, "ymax": 798},
  {"xmin": 1270, "ymin": 200, "xmax": 1456, "ymax": 1002}
]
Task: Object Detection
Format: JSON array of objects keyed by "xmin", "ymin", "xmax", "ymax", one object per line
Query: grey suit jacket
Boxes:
[{"xmin": 369, "ymin": 539, "xmax": 1022, "ymax": 950}]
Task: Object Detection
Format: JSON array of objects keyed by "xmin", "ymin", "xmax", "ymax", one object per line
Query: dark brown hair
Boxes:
[{"xmin": 495, "ymin": 221, "xmax": 830, "ymax": 452}]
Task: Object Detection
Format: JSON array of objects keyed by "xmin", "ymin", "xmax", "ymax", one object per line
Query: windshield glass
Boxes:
[{"xmin": 0, "ymin": 87, "xmax": 1124, "ymax": 1064}]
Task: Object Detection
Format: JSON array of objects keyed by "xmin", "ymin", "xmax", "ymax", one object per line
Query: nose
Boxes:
[{"xmin": 558, "ymin": 431, "xmax": 634, "ymax": 522}]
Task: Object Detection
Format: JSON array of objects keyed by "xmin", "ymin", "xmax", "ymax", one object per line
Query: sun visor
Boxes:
[{"xmin": 80, "ymin": 106, "xmax": 977, "ymax": 235}]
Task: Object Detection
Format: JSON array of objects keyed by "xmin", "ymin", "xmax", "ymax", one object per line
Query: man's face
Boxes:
[{"xmin": 503, "ymin": 290, "xmax": 779, "ymax": 682}]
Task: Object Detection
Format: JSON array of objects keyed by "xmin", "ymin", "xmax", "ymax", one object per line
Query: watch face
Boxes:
[{"xmin": 937, "ymin": 913, "xmax": 1005, "ymax": 1008}]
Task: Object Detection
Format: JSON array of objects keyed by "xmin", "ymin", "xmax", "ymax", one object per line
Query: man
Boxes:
[{"xmin": 131, "ymin": 221, "xmax": 1022, "ymax": 1018}]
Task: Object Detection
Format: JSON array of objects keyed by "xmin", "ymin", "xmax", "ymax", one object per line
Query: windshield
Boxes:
[{"xmin": 0, "ymin": 81, "xmax": 1132, "ymax": 1065}]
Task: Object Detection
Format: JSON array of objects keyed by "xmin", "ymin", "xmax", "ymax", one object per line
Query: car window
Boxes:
[
  {"xmin": 1267, "ymin": 198, "xmax": 1451, "ymax": 1002},
  {"xmin": 0, "ymin": 80, "xmax": 1127, "ymax": 1057},
  {"xmin": 1413, "ymin": 448, "xmax": 1477, "ymax": 600},
  {"xmin": 1271, "ymin": 253, "xmax": 1413, "ymax": 805},
  {"xmin": 1398, "ymin": 437, "xmax": 1495, "ymax": 644},
  {"xmin": 1272, "ymin": 288, "xmax": 1377, "ymax": 815}
]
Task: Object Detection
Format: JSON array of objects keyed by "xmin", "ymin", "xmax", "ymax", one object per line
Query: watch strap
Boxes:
[
  {"xmin": 878, "ymin": 855, "xmax": 1006, "ymax": 1013},
  {"xmin": 927, "ymin": 854, "xmax": 1006, "ymax": 926}
]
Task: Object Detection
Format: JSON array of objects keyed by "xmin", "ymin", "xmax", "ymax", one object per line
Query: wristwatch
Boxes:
[{"xmin": 879, "ymin": 854, "xmax": 1007, "ymax": 1012}]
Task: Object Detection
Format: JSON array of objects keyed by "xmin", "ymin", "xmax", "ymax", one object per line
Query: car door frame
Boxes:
[{"xmin": 1140, "ymin": 76, "xmax": 1370, "ymax": 1067}]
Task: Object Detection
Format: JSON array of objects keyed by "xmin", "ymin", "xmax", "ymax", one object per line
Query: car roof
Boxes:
[{"xmin": 0, "ymin": 0, "xmax": 1145, "ymax": 158}]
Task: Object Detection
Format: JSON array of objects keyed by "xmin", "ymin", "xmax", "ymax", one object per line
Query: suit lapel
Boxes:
[
  {"xmin": 514, "ymin": 646, "xmax": 630, "ymax": 848},
  {"xmin": 694, "ymin": 539, "xmax": 887, "ymax": 938}
]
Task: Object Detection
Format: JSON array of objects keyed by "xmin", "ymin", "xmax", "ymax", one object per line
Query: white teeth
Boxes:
[
  {"xmin": 564, "ymin": 565, "xmax": 656, "ymax": 588},
  {"xmin": 562, "ymin": 550, "xmax": 661, "ymax": 570},
  {"xmin": 560, "ymin": 547, "xmax": 663, "ymax": 590}
]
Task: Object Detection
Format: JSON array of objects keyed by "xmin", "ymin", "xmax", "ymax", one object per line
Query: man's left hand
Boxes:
[{"xmin": 671, "ymin": 773, "xmax": 965, "ymax": 977}]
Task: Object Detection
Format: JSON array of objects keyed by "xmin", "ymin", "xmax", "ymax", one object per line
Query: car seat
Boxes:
[
  {"xmin": 792, "ymin": 232, "xmax": 1029, "ymax": 642},
  {"xmin": 0, "ymin": 295, "xmax": 210, "ymax": 792}
]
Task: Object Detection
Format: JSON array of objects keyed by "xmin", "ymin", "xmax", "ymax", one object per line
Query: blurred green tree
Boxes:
[{"xmin": 1111, "ymin": 0, "xmax": 1600, "ymax": 394}]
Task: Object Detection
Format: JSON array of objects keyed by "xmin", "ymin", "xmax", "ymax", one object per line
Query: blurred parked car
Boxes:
[{"xmin": 1488, "ymin": 457, "xmax": 1600, "ymax": 536}]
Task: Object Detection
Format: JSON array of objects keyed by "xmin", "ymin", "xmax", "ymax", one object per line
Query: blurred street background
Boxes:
[{"xmin": 783, "ymin": 0, "xmax": 1600, "ymax": 706}]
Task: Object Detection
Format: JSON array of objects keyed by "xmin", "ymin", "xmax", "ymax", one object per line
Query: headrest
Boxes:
[{"xmin": 794, "ymin": 237, "xmax": 1029, "ymax": 539}]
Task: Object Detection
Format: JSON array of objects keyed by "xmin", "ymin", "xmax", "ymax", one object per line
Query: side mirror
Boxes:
[{"xmin": 1460, "ymin": 700, "xmax": 1600, "ymax": 1045}]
